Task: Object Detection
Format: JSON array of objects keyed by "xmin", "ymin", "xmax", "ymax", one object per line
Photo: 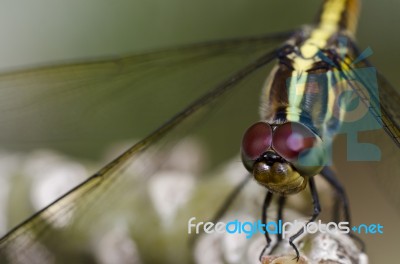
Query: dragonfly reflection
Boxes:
[{"xmin": 0, "ymin": 0, "xmax": 399, "ymax": 263}]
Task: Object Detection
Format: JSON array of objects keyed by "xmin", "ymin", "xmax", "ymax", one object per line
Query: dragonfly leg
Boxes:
[
  {"xmin": 320, "ymin": 167, "xmax": 351, "ymax": 224},
  {"xmin": 289, "ymin": 177, "xmax": 321, "ymax": 261},
  {"xmin": 319, "ymin": 167, "xmax": 366, "ymax": 251},
  {"xmin": 259, "ymin": 191, "xmax": 273, "ymax": 261},
  {"xmin": 332, "ymin": 192, "xmax": 341, "ymax": 222},
  {"xmin": 269, "ymin": 195, "xmax": 286, "ymax": 254}
]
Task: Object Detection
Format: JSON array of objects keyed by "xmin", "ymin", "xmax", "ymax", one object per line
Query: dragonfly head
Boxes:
[{"xmin": 241, "ymin": 121, "xmax": 326, "ymax": 195}]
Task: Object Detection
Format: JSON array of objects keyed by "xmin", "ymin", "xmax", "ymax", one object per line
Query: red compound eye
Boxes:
[
  {"xmin": 241, "ymin": 122, "xmax": 273, "ymax": 162},
  {"xmin": 272, "ymin": 122, "xmax": 318, "ymax": 162}
]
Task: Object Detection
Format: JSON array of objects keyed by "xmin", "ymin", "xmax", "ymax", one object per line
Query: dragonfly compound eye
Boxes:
[
  {"xmin": 272, "ymin": 122, "xmax": 326, "ymax": 177},
  {"xmin": 241, "ymin": 122, "xmax": 272, "ymax": 171}
]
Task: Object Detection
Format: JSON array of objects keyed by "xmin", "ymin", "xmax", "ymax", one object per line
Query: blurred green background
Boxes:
[
  {"xmin": 0, "ymin": 0, "xmax": 399, "ymax": 263},
  {"xmin": 0, "ymin": 0, "xmax": 399, "ymax": 83}
]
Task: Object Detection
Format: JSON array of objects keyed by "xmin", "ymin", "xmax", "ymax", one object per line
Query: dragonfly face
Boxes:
[{"xmin": 241, "ymin": 121, "xmax": 325, "ymax": 195}]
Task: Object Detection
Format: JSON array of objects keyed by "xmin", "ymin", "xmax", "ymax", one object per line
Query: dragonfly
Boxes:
[{"xmin": 0, "ymin": 0, "xmax": 399, "ymax": 263}]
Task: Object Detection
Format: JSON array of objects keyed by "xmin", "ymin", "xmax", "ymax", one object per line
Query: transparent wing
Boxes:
[
  {"xmin": 374, "ymin": 72, "xmax": 400, "ymax": 145},
  {"xmin": 336, "ymin": 40, "xmax": 400, "ymax": 211},
  {"xmin": 0, "ymin": 32, "xmax": 290, "ymax": 158},
  {"xmin": 371, "ymin": 73, "xmax": 400, "ymax": 209},
  {"xmin": 347, "ymin": 41, "xmax": 400, "ymax": 147},
  {"xmin": 0, "ymin": 33, "xmax": 286, "ymax": 263}
]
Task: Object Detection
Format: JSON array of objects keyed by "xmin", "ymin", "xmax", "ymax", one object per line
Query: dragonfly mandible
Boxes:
[{"xmin": 0, "ymin": 0, "xmax": 399, "ymax": 263}]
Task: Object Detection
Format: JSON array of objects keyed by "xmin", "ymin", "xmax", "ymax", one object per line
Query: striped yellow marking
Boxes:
[
  {"xmin": 300, "ymin": 0, "xmax": 347, "ymax": 60},
  {"xmin": 287, "ymin": 71, "xmax": 307, "ymax": 122},
  {"xmin": 289, "ymin": 0, "xmax": 352, "ymax": 121}
]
